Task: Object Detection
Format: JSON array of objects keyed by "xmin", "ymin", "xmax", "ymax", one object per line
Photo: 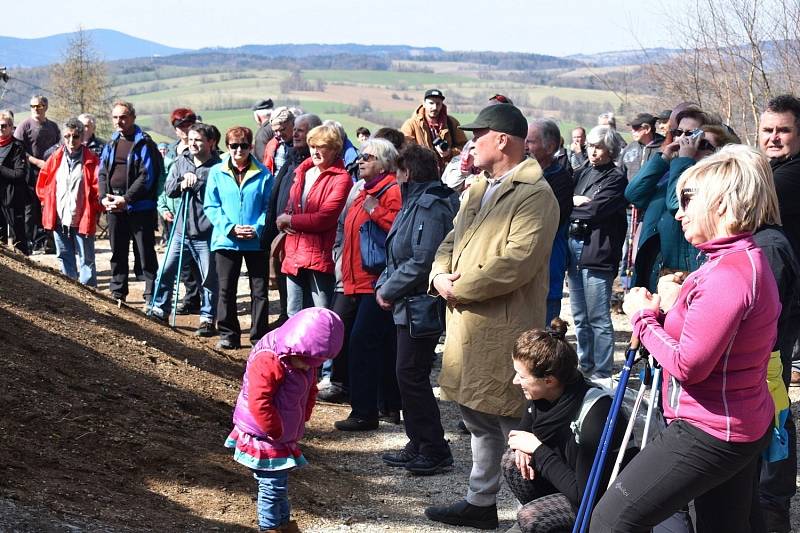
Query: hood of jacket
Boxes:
[{"xmin": 252, "ymin": 307, "xmax": 344, "ymax": 368}]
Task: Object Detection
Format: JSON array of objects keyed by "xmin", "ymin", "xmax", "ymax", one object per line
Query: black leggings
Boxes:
[{"xmin": 590, "ymin": 419, "xmax": 770, "ymax": 533}]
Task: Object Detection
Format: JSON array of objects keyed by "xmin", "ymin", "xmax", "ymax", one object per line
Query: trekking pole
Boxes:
[
  {"xmin": 169, "ymin": 190, "xmax": 190, "ymax": 327},
  {"xmin": 572, "ymin": 337, "xmax": 640, "ymax": 533},
  {"xmin": 147, "ymin": 193, "xmax": 186, "ymax": 316},
  {"xmin": 641, "ymin": 356, "xmax": 662, "ymax": 447},
  {"xmin": 608, "ymin": 354, "xmax": 654, "ymax": 485}
]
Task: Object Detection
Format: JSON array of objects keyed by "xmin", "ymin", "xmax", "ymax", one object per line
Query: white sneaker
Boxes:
[{"xmin": 318, "ymin": 376, "xmax": 332, "ymax": 390}]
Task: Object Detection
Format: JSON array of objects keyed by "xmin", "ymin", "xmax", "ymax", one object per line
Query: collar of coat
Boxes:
[
  {"xmin": 463, "ymin": 158, "xmax": 544, "ymax": 215},
  {"xmin": 219, "ymin": 154, "xmax": 267, "ymax": 186}
]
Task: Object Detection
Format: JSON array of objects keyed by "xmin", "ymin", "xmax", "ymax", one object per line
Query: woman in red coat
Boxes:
[
  {"xmin": 36, "ymin": 117, "xmax": 101, "ymax": 286},
  {"xmin": 334, "ymin": 138, "xmax": 403, "ymax": 431},
  {"xmin": 276, "ymin": 124, "xmax": 352, "ymax": 316}
]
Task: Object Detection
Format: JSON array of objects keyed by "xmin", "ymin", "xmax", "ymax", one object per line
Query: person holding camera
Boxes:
[
  {"xmin": 204, "ymin": 126, "xmax": 272, "ymax": 350},
  {"xmin": 401, "ymin": 89, "xmax": 467, "ymax": 173},
  {"xmin": 567, "ymin": 125, "xmax": 627, "ymax": 386},
  {"xmin": 625, "ymin": 108, "xmax": 735, "ymax": 292}
]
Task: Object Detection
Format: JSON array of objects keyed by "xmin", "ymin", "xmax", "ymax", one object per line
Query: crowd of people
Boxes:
[{"xmin": 1, "ymin": 88, "xmax": 799, "ymax": 533}]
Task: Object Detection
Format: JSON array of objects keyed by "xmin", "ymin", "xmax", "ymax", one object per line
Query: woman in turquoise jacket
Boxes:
[
  {"xmin": 625, "ymin": 111, "xmax": 738, "ymax": 291},
  {"xmin": 204, "ymin": 126, "xmax": 273, "ymax": 350}
]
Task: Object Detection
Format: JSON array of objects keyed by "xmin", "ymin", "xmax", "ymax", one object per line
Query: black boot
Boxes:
[{"xmin": 424, "ymin": 499, "xmax": 498, "ymax": 530}]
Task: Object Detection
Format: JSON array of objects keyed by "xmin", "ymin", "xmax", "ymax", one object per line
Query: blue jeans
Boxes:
[
  {"xmin": 253, "ymin": 469, "xmax": 290, "ymax": 530},
  {"xmin": 286, "ymin": 269, "xmax": 334, "ymax": 317},
  {"xmin": 567, "ymin": 238, "xmax": 615, "ymax": 378},
  {"xmin": 52, "ymin": 226, "xmax": 96, "ymax": 286},
  {"xmin": 152, "ymin": 235, "xmax": 217, "ymax": 321},
  {"xmin": 546, "ymin": 224, "xmax": 569, "ymax": 325}
]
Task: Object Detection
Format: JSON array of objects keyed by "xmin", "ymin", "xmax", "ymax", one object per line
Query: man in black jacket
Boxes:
[{"xmin": 757, "ymin": 94, "xmax": 800, "ymax": 533}]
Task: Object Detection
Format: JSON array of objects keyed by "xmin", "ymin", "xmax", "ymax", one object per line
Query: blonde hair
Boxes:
[
  {"xmin": 677, "ymin": 144, "xmax": 780, "ymax": 237},
  {"xmin": 307, "ymin": 124, "xmax": 343, "ymax": 154}
]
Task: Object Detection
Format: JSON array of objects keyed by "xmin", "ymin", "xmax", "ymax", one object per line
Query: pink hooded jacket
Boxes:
[{"xmin": 231, "ymin": 308, "xmax": 344, "ymax": 455}]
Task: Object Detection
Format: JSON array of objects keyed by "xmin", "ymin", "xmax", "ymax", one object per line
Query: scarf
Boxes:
[
  {"xmin": 364, "ymin": 172, "xmax": 388, "ymax": 191},
  {"xmin": 0, "ymin": 136, "xmax": 12, "ymax": 147},
  {"xmin": 527, "ymin": 376, "xmax": 591, "ymax": 445}
]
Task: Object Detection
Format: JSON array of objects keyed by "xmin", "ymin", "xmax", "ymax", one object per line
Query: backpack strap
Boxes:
[
  {"xmin": 371, "ymin": 181, "xmax": 396, "ymax": 199},
  {"xmin": 571, "ymin": 386, "xmax": 611, "ymax": 445}
]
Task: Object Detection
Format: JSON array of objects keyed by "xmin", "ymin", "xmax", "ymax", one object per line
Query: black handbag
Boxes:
[{"xmin": 405, "ymin": 294, "xmax": 446, "ymax": 339}]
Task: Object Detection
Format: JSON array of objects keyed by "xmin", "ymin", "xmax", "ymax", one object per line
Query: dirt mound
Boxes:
[{"xmin": 0, "ymin": 245, "xmax": 368, "ymax": 532}]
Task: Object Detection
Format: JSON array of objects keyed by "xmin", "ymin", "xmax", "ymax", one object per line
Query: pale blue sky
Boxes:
[{"xmin": 2, "ymin": 0, "xmax": 674, "ymax": 57}]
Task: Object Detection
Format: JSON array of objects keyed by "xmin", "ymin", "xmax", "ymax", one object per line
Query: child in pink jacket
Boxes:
[{"xmin": 225, "ymin": 307, "xmax": 344, "ymax": 532}]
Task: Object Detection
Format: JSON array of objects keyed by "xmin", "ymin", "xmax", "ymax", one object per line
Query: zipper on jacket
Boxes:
[{"xmin": 416, "ymin": 223, "xmax": 424, "ymax": 245}]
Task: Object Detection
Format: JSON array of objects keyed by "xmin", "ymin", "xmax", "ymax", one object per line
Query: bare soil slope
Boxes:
[{"xmin": 0, "ymin": 245, "xmax": 376, "ymax": 532}]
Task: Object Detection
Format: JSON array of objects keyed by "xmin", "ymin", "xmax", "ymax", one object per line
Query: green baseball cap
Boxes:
[{"xmin": 459, "ymin": 104, "xmax": 528, "ymax": 138}]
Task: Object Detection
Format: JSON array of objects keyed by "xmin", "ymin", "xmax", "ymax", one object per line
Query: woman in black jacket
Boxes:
[
  {"xmin": 376, "ymin": 144, "xmax": 459, "ymax": 475},
  {"xmin": 503, "ymin": 317, "xmax": 627, "ymax": 533},
  {"xmin": 567, "ymin": 125, "xmax": 627, "ymax": 384},
  {"xmin": 0, "ymin": 110, "xmax": 29, "ymax": 255}
]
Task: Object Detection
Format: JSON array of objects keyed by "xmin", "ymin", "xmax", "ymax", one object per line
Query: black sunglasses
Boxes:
[
  {"xmin": 359, "ymin": 153, "xmax": 378, "ymax": 162},
  {"xmin": 229, "ymin": 142, "xmax": 251, "ymax": 150},
  {"xmin": 670, "ymin": 128, "xmax": 701, "ymax": 138},
  {"xmin": 679, "ymin": 187, "xmax": 698, "ymax": 211}
]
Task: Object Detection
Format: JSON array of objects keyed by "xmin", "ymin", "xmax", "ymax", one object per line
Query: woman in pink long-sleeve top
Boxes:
[{"xmin": 590, "ymin": 145, "xmax": 781, "ymax": 533}]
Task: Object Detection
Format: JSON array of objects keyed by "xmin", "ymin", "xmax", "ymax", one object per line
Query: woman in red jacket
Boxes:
[
  {"xmin": 36, "ymin": 117, "xmax": 101, "ymax": 286},
  {"xmin": 334, "ymin": 138, "xmax": 403, "ymax": 431},
  {"xmin": 276, "ymin": 124, "xmax": 352, "ymax": 316}
]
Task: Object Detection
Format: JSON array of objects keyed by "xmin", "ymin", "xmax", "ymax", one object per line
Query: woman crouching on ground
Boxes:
[
  {"xmin": 590, "ymin": 144, "xmax": 781, "ymax": 532},
  {"xmin": 502, "ymin": 317, "xmax": 628, "ymax": 533}
]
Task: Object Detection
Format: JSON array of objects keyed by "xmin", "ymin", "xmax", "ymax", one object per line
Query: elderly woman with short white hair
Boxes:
[
  {"xmin": 566, "ymin": 125, "xmax": 627, "ymax": 385},
  {"xmin": 334, "ymin": 137, "xmax": 403, "ymax": 431}
]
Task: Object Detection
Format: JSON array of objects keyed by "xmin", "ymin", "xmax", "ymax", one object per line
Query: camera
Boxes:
[
  {"xmin": 432, "ymin": 137, "xmax": 450, "ymax": 152},
  {"xmin": 569, "ymin": 219, "xmax": 590, "ymax": 239}
]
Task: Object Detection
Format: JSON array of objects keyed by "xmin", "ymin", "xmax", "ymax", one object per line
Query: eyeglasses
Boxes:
[
  {"xmin": 63, "ymin": 134, "xmax": 81, "ymax": 139},
  {"xmin": 670, "ymin": 128, "xmax": 700, "ymax": 138},
  {"xmin": 228, "ymin": 142, "xmax": 251, "ymax": 151},
  {"xmin": 30, "ymin": 104, "xmax": 45, "ymax": 109},
  {"xmin": 679, "ymin": 187, "xmax": 698, "ymax": 211},
  {"xmin": 0, "ymin": 124, "xmax": 12, "ymax": 129},
  {"xmin": 359, "ymin": 153, "xmax": 378, "ymax": 162},
  {"xmin": 698, "ymin": 139, "xmax": 716, "ymax": 152}
]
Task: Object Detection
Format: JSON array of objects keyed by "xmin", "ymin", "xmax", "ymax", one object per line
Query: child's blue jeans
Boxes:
[{"xmin": 253, "ymin": 469, "xmax": 291, "ymax": 530}]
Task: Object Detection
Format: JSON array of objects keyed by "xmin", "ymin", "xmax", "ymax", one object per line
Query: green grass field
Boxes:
[{"xmin": 117, "ymin": 65, "xmax": 639, "ymax": 143}]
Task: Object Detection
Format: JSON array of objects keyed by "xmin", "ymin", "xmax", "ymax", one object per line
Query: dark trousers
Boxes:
[
  {"xmin": 758, "ymin": 320, "xmax": 799, "ymax": 532},
  {"xmin": 396, "ymin": 325, "xmax": 447, "ymax": 456},
  {"xmin": 215, "ymin": 249, "xmax": 268, "ymax": 345},
  {"xmin": 331, "ymin": 292, "xmax": 358, "ymax": 388},
  {"xmin": 1, "ymin": 203, "xmax": 29, "ymax": 255},
  {"xmin": 347, "ymin": 293, "xmax": 399, "ymax": 420},
  {"xmin": 590, "ymin": 419, "xmax": 770, "ymax": 533},
  {"xmin": 272, "ymin": 255, "xmax": 288, "ymax": 320},
  {"xmin": 107, "ymin": 210, "xmax": 158, "ymax": 300},
  {"xmin": 24, "ymin": 170, "xmax": 41, "ymax": 245}
]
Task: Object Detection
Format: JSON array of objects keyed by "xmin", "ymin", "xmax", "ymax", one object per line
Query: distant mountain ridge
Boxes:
[
  {"xmin": 0, "ymin": 28, "xmax": 663, "ymax": 69},
  {"xmin": 205, "ymin": 43, "xmax": 445, "ymax": 58},
  {"xmin": 0, "ymin": 29, "xmax": 188, "ymax": 68}
]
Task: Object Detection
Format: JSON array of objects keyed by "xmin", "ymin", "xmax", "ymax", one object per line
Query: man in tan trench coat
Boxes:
[{"xmin": 425, "ymin": 104, "xmax": 559, "ymax": 529}]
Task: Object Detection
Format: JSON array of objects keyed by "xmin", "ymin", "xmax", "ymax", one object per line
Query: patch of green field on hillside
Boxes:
[{"xmin": 302, "ymin": 69, "xmax": 478, "ymax": 86}]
